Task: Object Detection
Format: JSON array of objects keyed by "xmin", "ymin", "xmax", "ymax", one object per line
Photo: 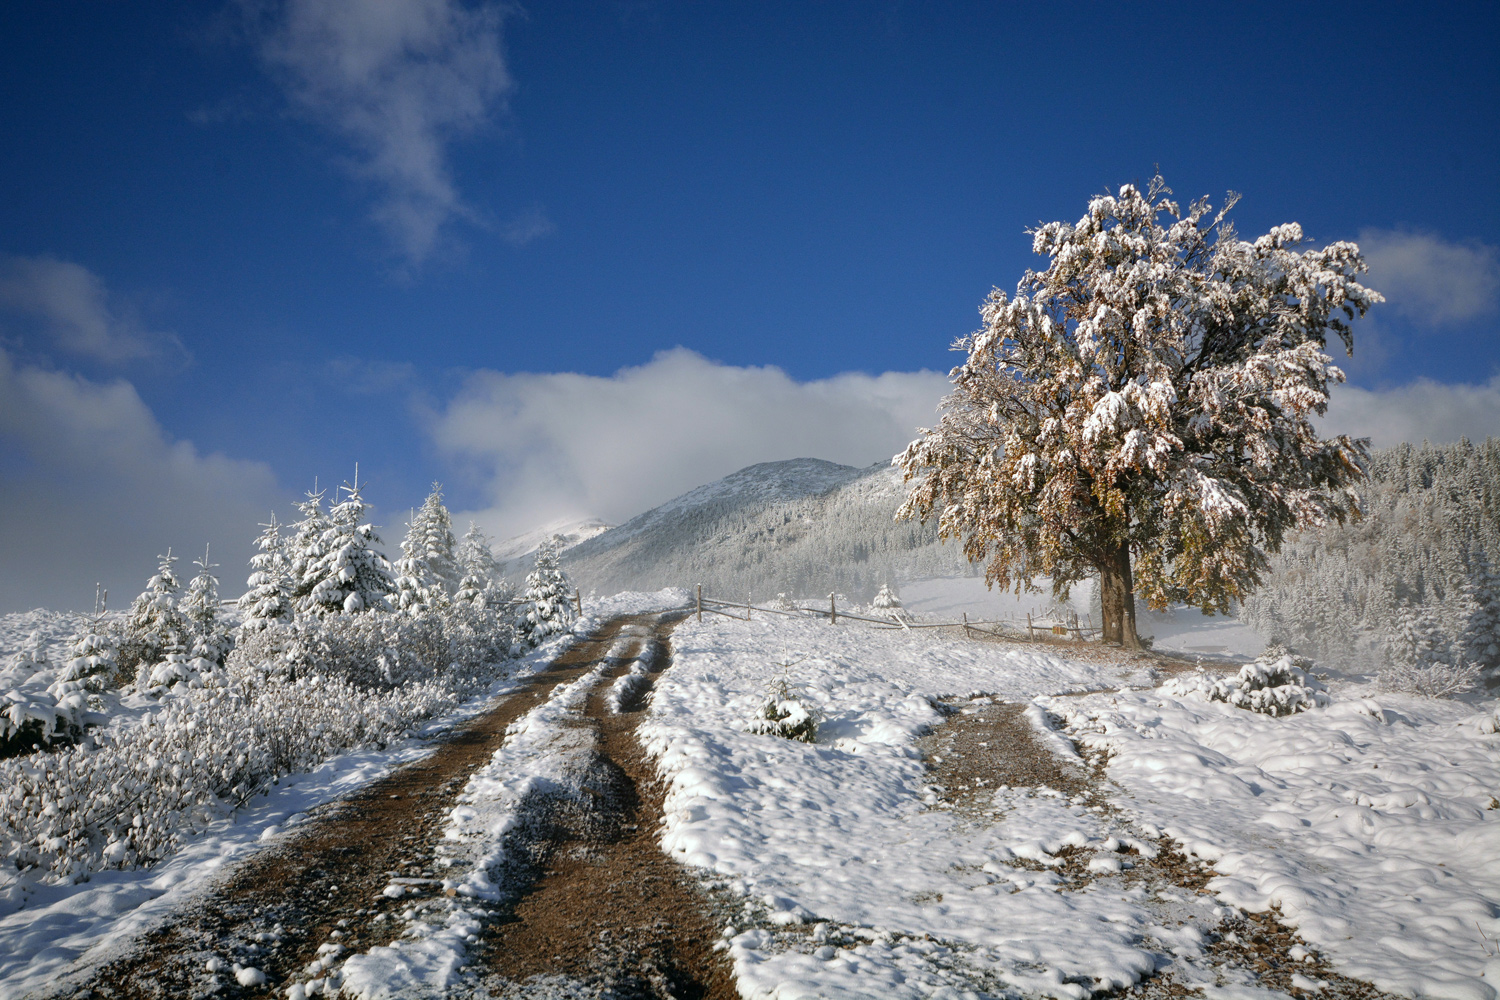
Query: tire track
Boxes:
[{"xmin": 48, "ymin": 616, "xmax": 650, "ymax": 999}]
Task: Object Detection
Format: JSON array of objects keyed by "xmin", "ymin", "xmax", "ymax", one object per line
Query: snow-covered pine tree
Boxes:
[
  {"xmin": 182, "ymin": 544, "xmax": 232, "ymax": 668},
  {"xmin": 393, "ymin": 484, "xmax": 460, "ymax": 613},
  {"xmin": 870, "ymin": 582, "xmax": 912, "ymax": 623},
  {"xmin": 287, "ymin": 487, "xmax": 332, "ymax": 615},
  {"xmin": 455, "ymin": 520, "xmax": 510, "ymax": 609},
  {"xmin": 457, "ymin": 520, "xmax": 502, "ymax": 584},
  {"xmin": 896, "ymin": 175, "xmax": 1379, "ymax": 648},
  {"xmin": 517, "ymin": 535, "xmax": 575, "ymax": 646},
  {"xmin": 121, "ymin": 549, "xmax": 188, "ymax": 678},
  {"xmin": 302, "ymin": 471, "xmax": 396, "ymax": 615},
  {"xmin": 61, "ymin": 622, "xmax": 120, "ymax": 692},
  {"xmin": 238, "ymin": 513, "xmax": 293, "ymax": 634}
]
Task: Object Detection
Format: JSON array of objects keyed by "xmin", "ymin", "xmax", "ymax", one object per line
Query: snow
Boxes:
[
  {"xmin": 492, "ymin": 516, "xmax": 613, "ymax": 566},
  {"xmin": 640, "ymin": 611, "xmax": 1500, "ymax": 999},
  {"xmin": 642, "ymin": 613, "xmax": 1165, "ymax": 998},
  {"xmin": 899, "ymin": 576, "xmax": 1267, "ymax": 659},
  {"xmin": 1051, "ymin": 683, "xmax": 1500, "ymax": 1000}
]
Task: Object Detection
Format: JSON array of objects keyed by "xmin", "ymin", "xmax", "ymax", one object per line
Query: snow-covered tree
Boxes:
[
  {"xmin": 517, "ymin": 536, "xmax": 575, "ymax": 646},
  {"xmin": 457, "ymin": 521, "xmax": 502, "ymax": 584},
  {"xmin": 287, "ymin": 487, "xmax": 332, "ymax": 614},
  {"xmin": 61, "ymin": 625, "xmax": 120, "ymax": 692},
  {"xmin": 870, "ymin": 583, "xmax": 913, "ymax": 623},
  {"xmin": 897, "ymin": 176, "xmax": 1380, "ymax": 648},
  {"xmin": 238, "ymin": 514, "xmax": 293, "ymax": 634},
  {"xmin": 182, "ymin": 545, "xmax": 232, "ymax": 667},
  {"xmin": 393, "ymin": 484, "xmax": 460, "ymax": 613},
  {"xmin": 121, "ymin": 549, "xmax": 188, "ymax": 676},
  {"xmin": 301, "ymin": 472, "xmax": 396, "ymax": 615}
]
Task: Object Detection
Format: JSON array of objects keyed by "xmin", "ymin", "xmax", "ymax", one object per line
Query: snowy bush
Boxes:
[
  {"xmin": 745, "ymin": 661, "xmax": 819, "ymax": 743},
  {"xmin": 1163, "ymin": 647, "xmax": 1330, "ymax": 717},
  {"xmin": 1, "ymin": 634, "xmax": 102, "ymax": 756},
  {"xmin": 59, "ymin": 628, "xmax": 121, "ymax": 693},
  {"xmin": 231, "ymin": 603, "xmax": 512, "ymax": 691},
  {"xmin": 0, "ymin": 609, "xmax": 517, "ymax": 880}
]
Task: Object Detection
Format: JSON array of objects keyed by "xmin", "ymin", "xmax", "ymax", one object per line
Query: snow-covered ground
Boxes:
[
  {"xmin": 640, "ymin": 610, "xmax": 1500, "ymax": 999},
  {"xmin": 899, "ymin": 575, "xmax": 1267, "ymax": 659}
]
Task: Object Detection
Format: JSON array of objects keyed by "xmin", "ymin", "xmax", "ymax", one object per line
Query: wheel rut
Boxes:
[
  {"xmin": 50, "ymin": 613, "xmax": 727, "ymax": 1000},
  {"xmin": 474, "ymin": 612, "xmax": 735, "ymax": 1000}
]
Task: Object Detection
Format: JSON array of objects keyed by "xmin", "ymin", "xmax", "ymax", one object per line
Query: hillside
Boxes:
[{"xmin": 559, "ymin": 457, "xmax": 976, "ymax": 600}]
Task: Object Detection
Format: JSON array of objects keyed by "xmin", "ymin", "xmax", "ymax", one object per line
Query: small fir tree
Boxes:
[
  {"xmin": 121, "ymin": 549, "xmax": 188, "ymax": 677},
  {"xmin": 238, "ymin": 513, "xmax": 293, "ymax": 634},
  {"xmin": 517, "ymin": 536, "xmax": 575, "ymax": 646},
  {"xmin": 287, "ymin": 486, "xmax": 332, "ymax": 614},
  {"xmin": 393, "ymin": 484, "xmax": 460, "ymax": 613},
  {"xmin": 302, "ymin": 470, "xmax": 396, "ymax": 615},
  {"xmin": 182, "ymin": 544, "xmax": 232, "ymax": 667},
  {"xmin": 62, "ymin": 624, "xmax": 120, "ymax": 692}
]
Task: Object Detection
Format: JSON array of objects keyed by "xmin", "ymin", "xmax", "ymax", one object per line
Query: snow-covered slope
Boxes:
[
  {"xmin": 492, "ymin": 516, "xmax": 613, "ymax": 573},
  {"xmin": 561, "ymin": 458, "xmax": 974, "ymax": 600}
]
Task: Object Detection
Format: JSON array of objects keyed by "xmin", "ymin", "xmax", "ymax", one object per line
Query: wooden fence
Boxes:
[{"xmin": 689, "ymin": 585, "xmax": 1100, "ymax": 643}]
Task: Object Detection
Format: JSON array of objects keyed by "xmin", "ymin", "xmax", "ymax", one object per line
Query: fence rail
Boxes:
[{"xmin": 690, "ymin": 586, "xmax": 1101, "ymax": 643}]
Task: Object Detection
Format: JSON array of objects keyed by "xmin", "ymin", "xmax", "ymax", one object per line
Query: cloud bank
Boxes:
[
  {"xmin": 431, "ymin": 348, "xmax": 951, "ymax": 540},
  {"xmin": 0, "ymin": 255, "xmax": 179, "ymax": 363},
  {"xmin": 1358, "ymin": 228, "xmax": 1500, "ymax": 327},
  {"xmin": 0, "ymin": 348, "xmax": 286, "ymax": 613},
  {"xmin": 1324, "ymin": 378, "xmax": 1500, "ymax": 450},
  {"xmin": 251, "ymin": 0, "xmax": 513, "ymax": 264}
]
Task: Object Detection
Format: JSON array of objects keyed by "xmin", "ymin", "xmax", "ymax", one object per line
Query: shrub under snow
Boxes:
[
  {"xmin": 1163, "ymin": 648, "xmax": 1330, "ymax": 717},
  {"xmin": 744, "ymin": 664, "xmax": 819, "ymax": 743},
  {"xmin": 1, "ymin": 607, "xmax": 518, "ymax": 881}
]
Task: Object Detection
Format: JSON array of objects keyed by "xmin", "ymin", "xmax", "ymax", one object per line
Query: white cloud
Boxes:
[
  {"xmin": 1323, "ymin": 378, "xmax": 1500, "ymax": 449},
  {"xmin": 0, "ymin": 349, "xmax": 286, "ymax": 613},
  {"xmin": 431, "ymin": 348, "xmax": 950, "ymax": 540},
  {"xmin": 252, "ymin": 0, "xmax": 512, "ymax": 264},
  {"xmin": 1358, "ymin": 228, "xmax": 1500, "ymax": 326},
  {"xmin": 501, "ymin": 204, "xmax": 556, "ymax": 247},
  {"xmin": 0, "ymin": 255, "xmax": 177, "ymax": 363}
]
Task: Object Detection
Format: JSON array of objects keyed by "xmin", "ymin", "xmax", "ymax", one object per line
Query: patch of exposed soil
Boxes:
[
  {"xmin": 475, "ymin": 616, "xmax": 736, "ymax": 999},
  {"xmin": 918, "ymin": 698, "xmax": 1092, "ymax": 818},
  {"xmin": 48, "ymin": 614, "xmax": 696, "ymax": 1000},
  {"xmin": 921, "ymin": 701, "xmax": 1402, "ymax": 1000}
]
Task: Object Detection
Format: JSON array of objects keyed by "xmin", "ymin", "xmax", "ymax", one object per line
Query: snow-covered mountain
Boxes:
[
  {"xmin": 560, "ymin": 457, "xmax": 975, "ymax": 601},
  {"xmin": 494, "ymin": 516, "xmax": 614, "ymax": 574}
]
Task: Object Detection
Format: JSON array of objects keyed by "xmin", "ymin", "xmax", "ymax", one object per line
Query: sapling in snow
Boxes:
[
  {"xmin": 1164, "ymin": 644, "xmax": 1330, "ymax": 716},
  {"xmin": 393, "ymin": 483, "xmax": 460, "ymax": 613},
  {"xmin": 870, "ymin": 582, "xmax": 913, "ymax": 624},
  {"xmin": 745, "ymin": 655, "xmax": 819, "ymax": 743},
  {"xmin": 238, "ymin": 514, "xmax": 292, "ymax": 635},
  {"xmin": 301, "ymin": 471, "xmax": 396, "ymax": 615},
  {"xmin": 120, "ymin": 549, "xmax": 188, "ymax": 681},
  {"xmin": 516, "ymin": 536, "xmax": 575, "ymax": 647},
  {"xmin": 183, "ymin": 544, "xmax": 232, "ymax": 668}
]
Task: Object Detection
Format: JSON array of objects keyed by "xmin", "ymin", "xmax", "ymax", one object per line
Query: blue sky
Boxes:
[{"xmin": 1, "ymin": 0, "xmax": 1498, "ymax": 610}]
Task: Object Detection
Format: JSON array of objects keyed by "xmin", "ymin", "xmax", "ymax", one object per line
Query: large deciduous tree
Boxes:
[{"xmin": 896, "ymin": 177, "xmax": 1381, "ymax": 648}]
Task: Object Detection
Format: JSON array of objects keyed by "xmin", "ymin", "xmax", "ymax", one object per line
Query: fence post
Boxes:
[
  {"xmin": 1027, "ymin": 612, "xmax": 1034, "ymax": 641},
  {"xmin": 575, "ymin": 589, "xmax": 583, "ymax": 617},
  {"xmin": 830, "ymin": 593, "xmax": 837, "ymax": 624},
  {"xmin": 963, "ymin": 611, "xmax": 970, "ymax": 639},
  {"xmin": 696, "ymin": 584, "xmax": 702, "ymax": 622},
  {"xmin": 747, "ymin": 592, "xmax": 752, "ymax": 621}
]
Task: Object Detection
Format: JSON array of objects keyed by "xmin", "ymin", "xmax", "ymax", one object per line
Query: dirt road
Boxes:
[{"xmin": 46, "ymin": 612, "xmax": 732, "ymax": 1000}]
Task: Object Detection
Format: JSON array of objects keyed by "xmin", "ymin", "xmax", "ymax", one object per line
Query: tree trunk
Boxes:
[{"xmin": 1098, "ymin": 542, "xmax": 1143, "ymax": 650}]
